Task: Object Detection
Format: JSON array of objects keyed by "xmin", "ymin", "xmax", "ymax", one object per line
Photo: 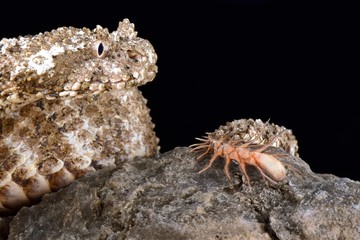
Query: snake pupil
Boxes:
[{"xmin": 97, "ymin": 43, "xmax": 104, "ymax": 56}]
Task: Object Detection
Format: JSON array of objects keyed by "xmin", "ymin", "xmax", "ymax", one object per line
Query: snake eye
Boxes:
[
  {"xmin": 93, "ymin": 41, "xmax": 108, "ymax": 58},
  {"xmin": 97, "ymin": 43, "xmax": 104, "ymax": 56}
]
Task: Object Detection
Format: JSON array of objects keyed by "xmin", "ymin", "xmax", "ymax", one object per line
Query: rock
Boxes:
[{"xmin": 5, "ymin": 147, "xmax": 360, "ymax": 239}]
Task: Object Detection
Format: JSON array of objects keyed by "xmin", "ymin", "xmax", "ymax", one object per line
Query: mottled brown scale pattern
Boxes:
[{"xmin": 0, "ymin": 19, "xmax": 159, "ymax": 213}]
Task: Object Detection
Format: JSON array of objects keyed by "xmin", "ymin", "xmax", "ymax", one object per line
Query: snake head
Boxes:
[{"xmin": 0, "ymin": 19, "xmax": 158, "ymax": 109}]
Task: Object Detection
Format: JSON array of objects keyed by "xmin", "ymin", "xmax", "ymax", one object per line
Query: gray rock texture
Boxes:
[{"xmin": 2, "ymin": 147, "xmax": 360, "ymax": 239}]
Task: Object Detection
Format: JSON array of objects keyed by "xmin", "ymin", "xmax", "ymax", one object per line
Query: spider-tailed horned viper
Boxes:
[{"xmin": 0, "ymin": 19, "xmax": 159, "ymax": 213}]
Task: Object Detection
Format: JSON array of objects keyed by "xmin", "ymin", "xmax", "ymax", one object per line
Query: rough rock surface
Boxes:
[{"xmin": 3, "ymin": 147, "xmax": 360, "ymax": 239}]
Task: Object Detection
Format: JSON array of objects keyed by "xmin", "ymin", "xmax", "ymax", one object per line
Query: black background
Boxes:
[{"xmin": 1, "ymin": 1, "xmax": 358, "ymax": 180}]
